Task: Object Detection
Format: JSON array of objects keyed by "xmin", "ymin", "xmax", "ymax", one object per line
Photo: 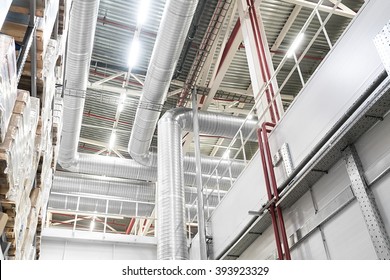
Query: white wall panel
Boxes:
[
  {"xmin": 322, "ymin": 202, "xmax": 376, "ymax": 259},
  {"xmin": 284, "ymin": 191, "xmax": 315, "ymax": 236},
  {"xmin": 40, "ymin": 239, "xmax": 65, "ymax": 260},
  {"xmin": 112, "ymin": 244, "xmax": 157, "ymax": 260},
  {"xmin": 371, "ymin": 174, "xmax": 390, "ymax": 236},
  {"xmin": 41, "ymin": 237, "xmax": 157, "ymax": 260},
  {"xmin": 210, "ymin": 152, "xmax": 268, "ymax": 258},
  {"xmin": 64, "ymin": 241, "xmax": 113, "ymax": 260},
  {"xmin": 311, "ymin": 160, "xmax": 351, "ymax": 210},
  {"xmin": 221, "ymin": 114, "xmax": 390, "ymax": 259},
  {"xmin": 270, "ymin": 0, "xmax": 389, "ymax": 184},
  {"xmin": 355, "ymin": 112, "xmax": 390, "ymax": 184},
  {"xmin": 238, "ymin": 227, "xmax": 276, "ymax": 260},
  {"xmin": 291, "ymin": 230, "xmax": 327, "ymax": 260}
]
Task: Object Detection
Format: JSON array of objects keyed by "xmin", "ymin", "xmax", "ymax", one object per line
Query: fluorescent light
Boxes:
[
  {"xmin": 137, "ymin": 0, "xmax": 150, "ymax": 25},
  {"xmin": 118, "ymin": 103, "xmax": 124, "ymax": 112},
  {"xmin": 223, "ymin": 150, "xmax": 230, "ymax": 159},
  {"xmin": 109, "ymin": 132, "xmax": 116, "ymax": 149},
  {"xmin": 287, "ymin": 33, "xmax": 305, "ymax": 57},
  {"xmin": 128, "ymin": 38, "xmax": 140, "ymax": 67}
]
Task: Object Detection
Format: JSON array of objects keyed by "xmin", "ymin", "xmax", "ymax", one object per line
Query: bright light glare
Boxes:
[
  {"xmin": 287, "ymin": 33, "xmax": 305, "ymax": 57},
  {"xmin": 137, "ymin": 0, "xmax": 150, "ymax": 25},
  {"xmin": 128, "ymin": 39, "xmax": 140, "ymax": 67},
  {"xmin": 90, "ymin": 219, "xmax": 95, "ymax": 231},
  {"xmin": 120, "ymin": 93, "xmax": 126, "ymax": 102},
  {"xmin": 109, "ymin": 132, "xmax": 116, "ymax": 149},
  {"xmin": 223, "ymin": 150, "xmax": 230, "ymax": 159},
  {"xmin": 118, "ymin": 93, "xmax": 126, "ymax": 112}
]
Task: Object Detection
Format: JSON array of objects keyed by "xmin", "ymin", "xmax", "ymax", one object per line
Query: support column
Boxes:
[
  {"xmin": 343, "ymin": 145, "xmax": 390, "ymax": 260},
  {"xmin": 238, "ymin": 0, "xmax": 283, "ymax": 122}
]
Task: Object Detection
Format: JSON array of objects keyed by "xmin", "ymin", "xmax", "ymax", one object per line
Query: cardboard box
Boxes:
[{"xmin": 0, "ymin": 212, "xmax": 8, "ymax": 235}]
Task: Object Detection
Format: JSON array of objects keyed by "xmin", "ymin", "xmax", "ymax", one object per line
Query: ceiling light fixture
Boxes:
[
  {"xmin": 137, "ymin": 0, "xmax": 150, "ymax": 25},
  {"xmin": 223, "ymin": 150, "xmax": 230, "ymax": 159},
  {"xmin": 128, "ymin": 38, "xmax": 140, "ymax": 67},
  {"xmin": 287, "ymin": 33, "xmax": 305, "ymax": 57},
  {"xmin": 109, "ymin": 132, "xmax": 116, "ymax": 150}
]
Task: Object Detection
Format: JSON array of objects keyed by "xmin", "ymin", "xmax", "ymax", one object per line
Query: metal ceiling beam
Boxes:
[
  {"xmin": 87, "ymin": 82, "xmax": 141, "ymax": 98},
  {"xmin": 81, "ymin": 124, "xmax": 130, "ymax": 135},
  {"xmin": 328, "ymin": 0, "xmax": 356, "ymax": 15},
  {"xmin": 141, "ymin": 208, "xmax": 155, "ymax": 236},
  {"xmin": 201, "ymin": 20, "xmax": 243, "ymax": 110},
  {"xmin": 92, "ymin": 71, "xmax": 126, "ymax": 86},
  {"xmin": 198, "ymin": 1, "xmax": 238, "ymax": 87},
  {"xmin": 270, "ymin": 5, "xmax": 302, "ymax": 55},
  {"xmin": 79, "ymin": 137, "xmax": 128, "ymax": 153},
  {"xmin": 281, "ymin": 0, "xmax": 355, "ymax": 18}
]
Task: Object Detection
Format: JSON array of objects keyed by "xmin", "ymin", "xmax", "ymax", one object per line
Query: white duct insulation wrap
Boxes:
[
  {"xmin": 49, "ymin": 173, "xmax": 224, "ymax": 220},
  {"xmin": 157, "ymin": 108, "xmax": 258, "ymax": 260},
  {"xmin": 58, "ymin": 0, "xmax": 100, "ymax": 168},
  {"xmin": 66, "ymin": 153, "xmax": 242, "ymax": 191},
  {"xmin": 128, "ymin": 0, "xmax": 199, "ymax": 166}
]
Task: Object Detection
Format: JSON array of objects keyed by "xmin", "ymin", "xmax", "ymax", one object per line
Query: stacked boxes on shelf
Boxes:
[
  {"xmin": 52, "ymin": 96, "xmax": 63, "ymax": 169},
  {"xmin": 1, "ymin": 1, "xmax": 70, "ymax": 259},
  {"xmin": 2, "ymin": 0, "xmax": 61, "ymax": 92},
  {"xmin": 0, "ymin": 35, "xmax": 17, "ymax": 142},
  {"xmin": 0, "ymin": 90, "xmax": 40, "ymax": 259}
]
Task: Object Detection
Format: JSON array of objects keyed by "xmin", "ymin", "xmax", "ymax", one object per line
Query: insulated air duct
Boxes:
[
  {"xmin": 59, "ymin": 0, "xmax": 100, "ymax": 167},
  {"xmin": 50, "ymin": 173, "xmax": 225, "ymax": 218},
  {"xmin": 128, "ymin": 0, "xmax": 199, "ymax": 166},
  {"xmin": 157, "ymin": 108, "xmax": 257, "ymax": 260}
]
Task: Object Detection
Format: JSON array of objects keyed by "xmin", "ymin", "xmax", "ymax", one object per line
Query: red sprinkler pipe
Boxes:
[
  {"xmin": 261, "ymin": 122, "xmax": 291, "ymax": 260},
  {"xmin": 257, "ymin": 128, "xmax": 283, "ymax": 260},
  {"xmin": 125, "ymin": 218, "xmax": 136, "ymax": 235}
]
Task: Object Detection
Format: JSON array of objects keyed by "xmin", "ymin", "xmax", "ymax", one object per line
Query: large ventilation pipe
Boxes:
[
  {"xmin": 157, "ymin": 108, "xmax": 257, "ymax": 260},
  {"xmin": 68, "ymin": 153, "xmax": 244, "ymax": 186},
  {"xmin": 50, "ymin": 173, "xmax": 225, "ymax": 218},
  {"xmin": 58, "ymin": 0, "xmax": 100, "ymax": 168},
  {"xmin": 56, "ymin": 0, "xmax": 246, "ymax": 181},
  {"xmin": 128, "ymin": 0, "xmax": 199, "ymax": 166}
]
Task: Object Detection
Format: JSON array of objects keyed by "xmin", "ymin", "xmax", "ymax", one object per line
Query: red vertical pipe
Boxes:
[
  {"xmin": 275, "ymin": 207, "xmax": 291, "ymax": 260},
  {"xmin": 257, "ymin": 128, "xmax": 284, "ymax": 260},
  {"xmin": 217, "ymin": 20, "xmax": 241, "ymax": 76},
  {"xmin": 125, "ymin": 218, "xmax": 136, "ymax": 235},
  {"xmin": 261, "ymin": 123, "xmax": 291, "ymax": 260},
  {"xmin": 249, "ymin": 0, "xmax": 280, "ymax": 121}
]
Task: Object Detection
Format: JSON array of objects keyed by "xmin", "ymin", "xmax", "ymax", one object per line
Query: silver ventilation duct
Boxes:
[
  {"xmin": 58, "ymin": 0, "xmax": 100, "ymax": 168},
  {"xmin": 157, "ymin": 108, "xmax": 258, "ymax": 260},
  {"xmin": 128, "ymin": 0, "xmax": 199, "ymax": 166},
  {"xmin": 50, "ymin": 174, "xmax": 223, "ymax": 220},
  {"xmin": 67, "ymin": 153, "xmax": 241, "ymax": 190}
]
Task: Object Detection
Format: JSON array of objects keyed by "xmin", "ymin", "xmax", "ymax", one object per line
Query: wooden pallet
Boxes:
[
  {"xmin": 9, "ymin": 0, "xmax": 49, "ymax": 18},
  {"xmin": 58, "ymin": 0, "xmax": 67, "ymax": 35}
]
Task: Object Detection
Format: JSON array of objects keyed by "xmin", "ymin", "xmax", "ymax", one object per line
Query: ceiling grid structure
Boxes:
[{"xmin": 49, "ymin": 0, "xmax": 365, "ymax": 235}]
